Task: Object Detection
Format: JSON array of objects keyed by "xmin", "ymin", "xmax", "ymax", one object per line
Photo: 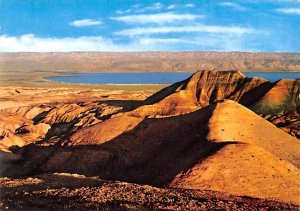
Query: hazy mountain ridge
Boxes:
[{"xmin": 1, "ymin": 52, "xmax": 300, "ymax": 72}]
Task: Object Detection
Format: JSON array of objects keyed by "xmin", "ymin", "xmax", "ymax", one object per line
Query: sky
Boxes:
[{"xmin": 0, "ymin": 0, "xmax": 299, "ymax": 52}]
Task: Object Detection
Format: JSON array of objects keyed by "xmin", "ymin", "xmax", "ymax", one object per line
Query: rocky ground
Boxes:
[{"xmin": 1, "ymin": 173, "xmax": 299, "ymax": 210}]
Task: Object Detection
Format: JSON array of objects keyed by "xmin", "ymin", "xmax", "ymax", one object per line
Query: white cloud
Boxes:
[
  {"xmin": 115, "ymin": 25, "xmax": 258, "ymax": 37},
  {"xmin": 167, "ymin": 5, "xmax": 176, "ymax": 9},
  {"xmin": 219, "ymin": 2, "xmax": 246, "ymax": 10},
  {"xmin": 134, "ymin": 2, "xmax": 163, "ymax": 13},
  {"xmin": 184, "ymin": 4, "xmax": 195, "ymax": 8},
  {"xmin": 0, "ymin": 34, "xmax": 120, "ymax": 52},
  {"xmin": 0, "ymin": 34, "xmax": 196, "ymax": 52},
  {"xmin": 69, "ymin": 19, "xmax": 102, "ymax": 27},
  {"xmin": 276, "ymin": 8, "xmax": 300, "ymax": 14},
  {"xmin": 111, "ymin": 13, "xmax": 204, "ymax": 24},
  {"xmin": 115, "ymin": 2, "xmax": 199, "ymax": 15},
  {"xmin": 0, "ymin": 33, "xmax": 262, "ymax": 52}
]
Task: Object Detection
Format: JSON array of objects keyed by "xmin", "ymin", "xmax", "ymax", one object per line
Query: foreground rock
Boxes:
[{"xmin": 0, "ymin": 173, "xmax": 298, "ymax": 210}]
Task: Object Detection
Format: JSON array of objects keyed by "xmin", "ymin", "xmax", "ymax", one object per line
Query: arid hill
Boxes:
[{"xmin": 0, "ymin": 70, "xmax": 299, "ymax": 209}]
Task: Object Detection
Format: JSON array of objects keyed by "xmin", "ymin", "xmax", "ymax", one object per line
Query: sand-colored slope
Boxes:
[
  {"xmin": 169, "ymin": 100, "xmax": 300, "ymax": 204},
  {"xmin": 130, "ymin": 90, "xmax": 199, "ymax": 117},
  {"xmin": 169, "ymin": 143, "xmax": 300, "ymax": 205},
  {"xmin": 69, "ymin": 115, "xmax": 144, "ymax": 145},
  {"xmin": 207, "ymin": 100, "xmax": 300, "ymax": 167}
]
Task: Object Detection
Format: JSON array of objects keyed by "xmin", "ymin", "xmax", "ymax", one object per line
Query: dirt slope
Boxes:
[{"xmin": 170, "ymin": 100, "xmax": 300, "ymax": 205}]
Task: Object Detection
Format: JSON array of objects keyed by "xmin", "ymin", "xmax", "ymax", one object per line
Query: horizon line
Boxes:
[{"xmin": 0, "ymin": 51, "xmax": 300, "ymax": 54}]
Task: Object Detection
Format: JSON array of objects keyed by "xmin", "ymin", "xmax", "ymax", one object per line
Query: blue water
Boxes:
[
  {"xmin": 48, "ymin": 72, "xmax": 193, "ymax": 84},
  {"xmin": 244, "ymin": 72, "xmax": 300, "ymax": 82},
  {"xmin": 48, "ymin": 72, "xmax": 300, "ymax": 84}
]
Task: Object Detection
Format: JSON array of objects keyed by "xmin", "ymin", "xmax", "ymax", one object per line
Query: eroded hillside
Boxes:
[{"xmin": 0, "ymin": 70, "xmax": 299, "ymax": 209}]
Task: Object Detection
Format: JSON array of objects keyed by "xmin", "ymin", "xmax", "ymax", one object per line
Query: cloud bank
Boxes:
[
  {"xmin": 0, "ymin": 34, "xmax": 116, "ymax": 52},
  {"xmin": 0, "ymin": 33, "xmax": 265, "ymax": 52}
]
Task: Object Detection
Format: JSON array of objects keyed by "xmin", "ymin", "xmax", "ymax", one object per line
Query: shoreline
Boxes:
[{"xmin": 1, "ymin": 70, "xmax": 299, "ymax": 91}]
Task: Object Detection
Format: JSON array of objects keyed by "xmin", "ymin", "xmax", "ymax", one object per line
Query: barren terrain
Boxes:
[{"xmin": 0, "ymin": 68, "xmax": 299, "ymax": 210}]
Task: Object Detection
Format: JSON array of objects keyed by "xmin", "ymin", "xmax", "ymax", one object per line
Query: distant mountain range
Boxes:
[{"xmin": 0, "ymin": 52, "xmax": 300, "ymax": 72}]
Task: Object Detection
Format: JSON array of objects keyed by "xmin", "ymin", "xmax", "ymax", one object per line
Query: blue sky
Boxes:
[{"xmin": 0, "ymin": 0, "xmax": 299, "ymax": 52}]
